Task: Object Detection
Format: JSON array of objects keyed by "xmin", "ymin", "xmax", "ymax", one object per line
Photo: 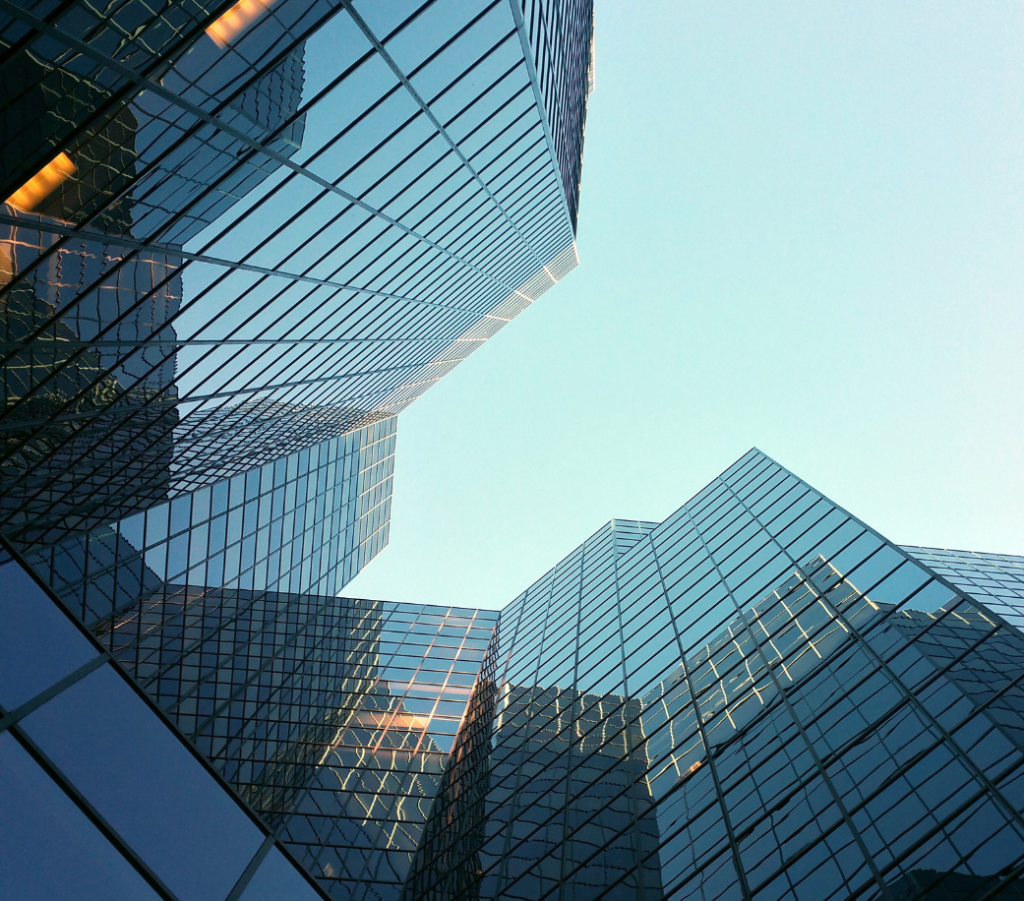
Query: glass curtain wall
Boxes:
[
  {"xmin": 904, "ymin": 547, "xmax": 1024, "ymax": 633},
  {"xmin": 1, "ymin": 3, "xmax": 593, "ymax": 899},
  {"xmin": 0, "ymin": 549, "xmax": 326, "ymax": 901},
  {"xmin": 1, "ymin": 0, "xmax": 594, "ymax": 607},
  {"xmin": 407, "ymin": 450, "xmax": 1024, "ymax": 901}
]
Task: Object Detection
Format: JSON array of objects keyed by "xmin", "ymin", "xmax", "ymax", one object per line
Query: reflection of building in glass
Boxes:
[
  {"xmin": 2, "ymin": 3, "xmax": 596, "ymax": 895},
  {"xmin": 406, "ymin": 452, "xmax": 1024, "ymax": 901},
  {"xmin": 475, "ymin": 684, "xmax": 663, "ymax": 901},
  {"xmin": 97, "ymin": 575, "xmax": 499, "ymax": 901},
  {"xmin": 1, "ymin": 77, "xmax": 182, "ymax": 542},
  {"xmin": 23, "ymin": 416, "xmax": 395, "ymax": 629},
  {"xmin": 11, "ymin": 1, "xmax": 1022, "ymax": 899},
  {"xmin": 286, "ymin": 623, "xmax": 487, "ymax": 901},
  {"xmin": 2, "ymin": 0, "xmax": 595, "ymax": 557},
  {"xmin": 0, "ymin": 546, "xmax": 329, "ymax": 900},
  {"xmin": 0, "ymin": 0, "xmax": 313, "ymax": 543},
  {"xmin": 5, "ymin": 437, "xmax": 1024, "ymax": 898}
]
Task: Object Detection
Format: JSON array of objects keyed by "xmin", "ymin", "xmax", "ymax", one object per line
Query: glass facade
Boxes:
[
  {"xmin": 405, "ymin": 451, "xmax": 1024, "ymax": 901},
  {"xmin": 102, "ymin": 579, "xmax": 500, "ymax": 901},
  {"xmin": 4, "ymin": 2, "xmax": 1020, "ymax": 899},
  {"xmin": 0, "ymin": 548, "xmax": 325, "ymax": 901},
  {"xmin": 904, "ymin": 547, "xmax": 1024, "ymax": 633},
  {"xmin": 4, "ymin": 435, "xmax": 1024, "ymax": 900},
  {"xmin": 25, "ymin": 416, "xmax": 396, "ymax": 628},
  {"xmin": 1, "ymin": 538, "xmax": 501, "ymax": 901},
  {"xmin": 1, "ymin": 0, "xmax": 595, "ymax": 609},
  {"xmin": 0, "ymin": 0, "xmax": 593, "ymax": 532},
  {"xmin": 1, "ymin": 1, "xmax": 594, "ymax": 899}
]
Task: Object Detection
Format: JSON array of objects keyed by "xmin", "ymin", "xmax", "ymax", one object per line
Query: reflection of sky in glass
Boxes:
[
  {"xmin": 405, "ymin": 449, "xmax": 1024, "ymax": 901},
  {"xmin": 0, "ymin": 0, "xmax": 593, "ymax": 897},
  {"xmin": 1, "ymin": 0, "xmax": 585, "ymax": 569}
]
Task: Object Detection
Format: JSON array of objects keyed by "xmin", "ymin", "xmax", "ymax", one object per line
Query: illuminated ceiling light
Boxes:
[
  {"xmin": 206, "ymin": 0, "xmax": 276, "ymax": 47},
  {"xmin": 5, "ymin": 152, "xmax": 76, "ymax": 212}
]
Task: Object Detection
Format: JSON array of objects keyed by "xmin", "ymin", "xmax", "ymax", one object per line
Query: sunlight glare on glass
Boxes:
[
  {"xmin": 206, "ymin": 0, "xmax": 278, "ymax": 48},
  {"xmin": 5, "ymin": 152, "xmax": 76, "ymax": 212}
]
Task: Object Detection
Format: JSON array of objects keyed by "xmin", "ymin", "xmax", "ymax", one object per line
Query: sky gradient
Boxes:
[{"xmin": 344, "ymin": 0, "xmax": 1024, "ymax": 610}]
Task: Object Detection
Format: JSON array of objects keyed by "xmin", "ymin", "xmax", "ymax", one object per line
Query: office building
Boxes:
[
  {"xmin": 407, "ymin": 450, "xmax": 1024, "ymax": 901},
  {"xmin": 1, "ymin": 0, "xmax": 595, "ymax": 593},
  {"xmin": 1, "ymin": 0, "xmax": 594, "ymax": 899},
  {"xmin": 6, "ymin": 448, "xmax": 1024, "ymax": 900},
  {"xmin": 0, "ymin": 543, "xmax": 496, "ymax": 901},
  {"xmin": 4, "ymin": 1, "xmax": 1022, "ymax": 900},
  {"xmin": 903, "ymin": 547, "xmax": 1024, "ymax": 633}
]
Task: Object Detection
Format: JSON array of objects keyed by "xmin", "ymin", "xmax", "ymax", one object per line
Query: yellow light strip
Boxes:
[
  {"xmin": 5, "ymin": 152, "xmax": 76, "ymax": 212},
  {"xmin": 206, "ymin": 0, "xmax": 276, "ymax": 47}
]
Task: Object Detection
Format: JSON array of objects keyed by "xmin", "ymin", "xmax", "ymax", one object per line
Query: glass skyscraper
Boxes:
[
  {"xmin": 404, "ymin": 450, "xmax": 1024, "ymax": 901},
  {"xmin": 2, "ymin": 0, "xmax": 595, "ymax": 593},
  {"xmin": 0, "ymin": 545, "xmax": 499, "ymax": 901},
  {"xmin": 1, "ymin": 0, "xmax": 594, "ymax": 899},
  {"xmin": 6, "ymin": 444, "xmax": 1024, "ymax": 900},
  {"xmin": 3, "ymin": 2, "xmax": 1021, "ymax": 901}
]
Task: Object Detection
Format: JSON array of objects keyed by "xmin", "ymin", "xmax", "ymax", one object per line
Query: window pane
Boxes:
[
  {"xmin": 0, "ymin": 556, "xmax": 97, "ymax": 710},
  {"xmin": 0, "ymin": 731, "xmax": 160, "ymax": 901},
  {"xmin": 20, "ymin": 664, "xmax": 262, "ymax": 901},
  {"xmin": 239, "ymin": 846, "xmax": 323, "ymax": 901}
]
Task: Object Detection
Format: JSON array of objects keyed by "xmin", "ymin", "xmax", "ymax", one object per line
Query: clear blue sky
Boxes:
[{"xmin": 344, "ymin": 0, "xmax": 1024, "ymax": 610}]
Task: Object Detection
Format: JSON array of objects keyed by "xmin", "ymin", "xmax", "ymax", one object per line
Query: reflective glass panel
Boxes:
[
  {"xmin": 0, "ymin": 731, "xmax": 161, "ymax": 901},
  {"xmin": 238, "ymin": 846, "xmax": 323, "ymax": 901},
  {"xmin": 20, "ymin": 664, "xmax": 263, "ymax": 901},
  {"xmin": 0, "ymin": 555, "xmax": 97, "ymax": 710}
]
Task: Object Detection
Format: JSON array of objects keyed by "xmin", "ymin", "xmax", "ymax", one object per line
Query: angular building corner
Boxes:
[
  {"xmin": 0, "ymin": 0, "xmax": 594, "ymax": 899},
  {"xmin": 402, "ymin": 449, "xmax": 1024, "ymax": 901}
]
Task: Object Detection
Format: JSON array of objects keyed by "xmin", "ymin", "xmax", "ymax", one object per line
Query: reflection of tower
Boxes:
[
  {"xmin": 288, "ymin": 679, "xmax": 450, "ymax": 898},
  {"xmin": 472, "ymin": 685, "xmax": 663, "ymax": 901},
  {"xmin": 0, "ymin": 2, "xmax": 312, "ymax": 546},
  {"xmin": 402, "ymin": 623, "xmax": 502, "ymax": 901},
  {"xmin": 403, "ymin": 520, "xmax": 666, "ymax": 901},
  {"xmin": 1, "ymin": 46, "xmax": 180, "ymax": 543},
  {"xmin": 101, "ymin": 585, "xmax": 389, "ymax": 828},
  {"xmin": 275, "ymin": 604, "xmax": 497, "ymax": 901},
  {"xmin": 407, "ymin": 673, "xmax": 664, "ymax": 901},
  {"xmin": 89, "ymin": 577, "xmax": 493, "ymax": 901},
  {"xmin": 234, "ymin": 594, "xmax": 388, "ymax": 826}
]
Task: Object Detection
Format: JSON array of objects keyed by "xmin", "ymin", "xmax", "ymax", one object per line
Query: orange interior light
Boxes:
[
  {"xmin": 5, "ymin": 152, "xmax": 76, "ymax": 212},
  {"xmin": 206, "ymin": 0, "xmax": 276, "ymax": 47}
]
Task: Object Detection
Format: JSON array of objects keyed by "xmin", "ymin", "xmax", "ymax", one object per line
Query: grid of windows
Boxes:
[
  {"xmin": 1, "ymin": 0, "xmax": 594, "ymax": 556},
  {"xmin": 4, "ymin": 438, "xmax": 1023, "ymax": 900},
  {"xmin": 7, "ymin": 7, "xmax": 1020, "ymax": 898},
  {"xmin": 20, "ymin": 415, "xmax": 394, "ymax": 646},
  {"xmin": 516, "ymin": 0, "xmax": 594, "ymax": 229},
  {"xmin": 2, "ymin": 539, "xmax": 501, "ymax": 901},
  {"xmin": 0, "ymin": 549, "xmax": 325, "ymax": 901},
  {"xmin": 407, "ymin": 450, "xmax": 1024, "ymax": 901},
  {"xmin": 92, "ymin": 569, "xmax": 500, "ymax": 901},
  {"xmin": 1, "ymin": 4, "xmax": 593, "ymax": 899},
  {"xmin": 904, "ymin": 547, "xmax": 1024, "ymax": 633},
  {"xmin": 279, "ymin": 603, "xmax": 499, "ymax": 900}
]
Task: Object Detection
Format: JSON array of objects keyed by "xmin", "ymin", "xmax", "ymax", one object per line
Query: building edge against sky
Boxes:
[
  {"xmin": 403, "ymin": 447, "xmax": 1024, "ymax": 901},
  {"xmin": 1, "ymin": 0, "xmax": 596, "ymax": 610},
  {"xmin": 4, "ymin": 446, "xmax": 1024, "ymax": 900},
  {"xmin": 0, "ymin": 1, "xmax": 596, "ymax": 900}
]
